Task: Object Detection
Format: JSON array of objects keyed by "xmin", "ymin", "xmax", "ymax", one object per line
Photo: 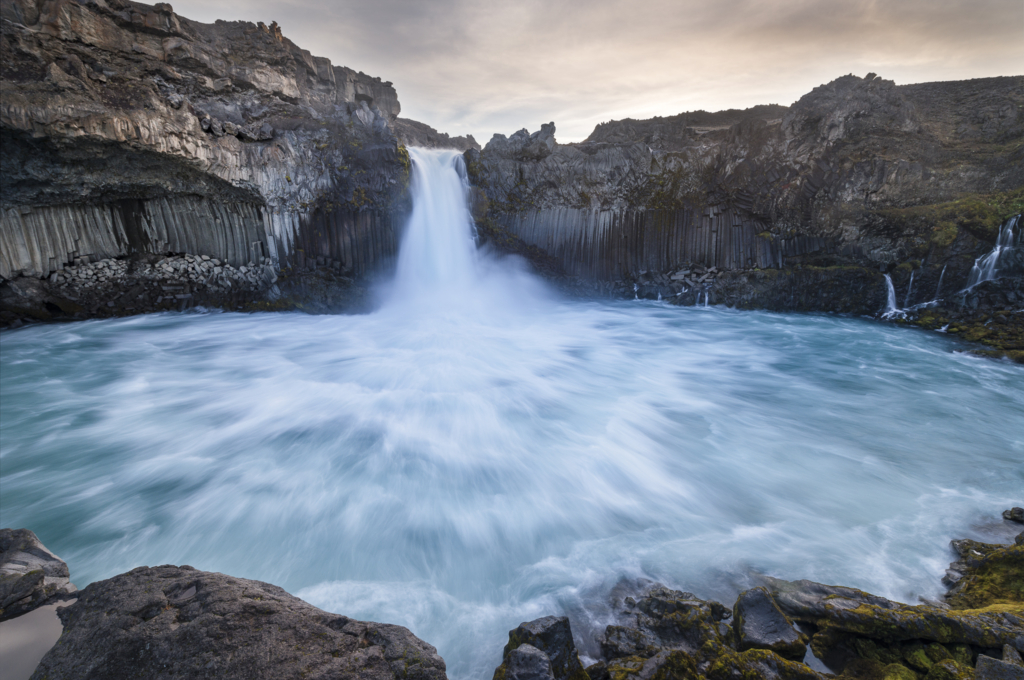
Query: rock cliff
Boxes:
[
  {"xmin": 467, "ymin": 74, "xmax": 1023, "ymax": 358},
  {"xmin": 1, "ymin": 0, "xmax": 413, "ymax": 320},
  {"xmin": 469, "ymin": 75, "xmax": 1022, "ymax": 282}
]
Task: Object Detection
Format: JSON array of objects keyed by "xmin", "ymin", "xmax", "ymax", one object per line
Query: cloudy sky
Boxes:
[{"xmin": 171, "ymin": 0, "xmax": 1024, "ymax": 143}]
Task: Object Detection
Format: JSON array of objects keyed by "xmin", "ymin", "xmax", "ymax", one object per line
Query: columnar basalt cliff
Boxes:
[
  {"xmin": 466, "ymin": 74, "xmax": 1023, "ymax": 357},
  {"xmin": 469, "ymin": 76, "xmax": 1022, "ymax": 281},
  {"xmin": 0, "ymin": 0, "xmax": 417, "ymax": 320}
]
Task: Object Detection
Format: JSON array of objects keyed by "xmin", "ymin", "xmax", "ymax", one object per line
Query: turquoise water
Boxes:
[{"xmin": 2, "ymin": 302, "xmax": 1022, "ymax": 678}]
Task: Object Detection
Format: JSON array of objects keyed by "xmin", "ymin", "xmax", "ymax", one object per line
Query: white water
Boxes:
[
  {"xmin": 882, "ymin": 274, "xmax": 902, "ymax": 318},
  {"xmin": 967, "ymin": 215, "xmax": 1020, "ymax": 288},
  {"xmin": 2, "ymin": 151, "xmax": 1024, "ymax": 678},
  {"xmin": 904, "ymin": 270, "xmax": 915, "ymax": 308},
  {"xmin": 935, "ymin": 264, "xmax": 947, "ymax": 300}
]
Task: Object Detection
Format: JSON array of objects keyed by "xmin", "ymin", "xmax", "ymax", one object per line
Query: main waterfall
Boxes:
[
  {"xmin": 392, "ymin": 149, "xmax": 478, "ymax": 299},
  {"xmin": 383, "ymin": 148, "xmax": 548, "ymax": 314}
]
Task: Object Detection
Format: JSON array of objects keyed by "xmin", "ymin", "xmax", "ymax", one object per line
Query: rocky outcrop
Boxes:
[
  {"xmin": 0, "ymin": 529, "xmax": 76, "ymax": 621},
  {"xmin": 393, "ymin": 117, "xmax": 480, "ymax": 151},
  {"xmin": 0, "ymin": 0, "xmax": 411, "ymax": 321},
  {"xmin": 31, "ymin": 564, "xmax": 448, "ymax": 680}
]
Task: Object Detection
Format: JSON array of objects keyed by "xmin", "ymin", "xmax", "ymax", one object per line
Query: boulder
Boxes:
[
  {"xmin": 502, "ymin": 644, "xmax": 556, "ymax": 680},
  {"xmin": 733, "ymin": 587, "xmax": 808, "ymax": 660},
  {"xmin": 0, "ymin": 528, "xmax": 76, "ymax": 621},
  {"xmin": 494, "ymin": 616, "xmax": 587, "ymax": 680},
  {"xmin": 1005, "ymin": 508, "xmax": 1024, "ymax": 524},
  {"xmin": 31, "ymin": 564, "xmax": 448, "ymax": 680},
  {"xmin": 977, "ymin": 655, "xmax": 1024, "ymax": 680}
]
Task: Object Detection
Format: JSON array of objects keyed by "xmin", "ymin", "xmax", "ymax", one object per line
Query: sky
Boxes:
[{"xmin": 170, "ymin": 0, "xmax": 1024, "ymax": 143}]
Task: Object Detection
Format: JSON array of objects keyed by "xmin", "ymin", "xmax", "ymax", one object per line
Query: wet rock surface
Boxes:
[
  {"xmin": 733, "ymin": 587, "xmax": 808, "ymax": 660},
  {"xmin": 32, "ymin": 564, "xmax": 448, "ymax": 680},
  {"xmin": 493, "ymin": 616, "xmax": 588, "ymax": 680},
  {"xmin": 0, "ymin": 529, "xmax": 76, "ymax": 621}
]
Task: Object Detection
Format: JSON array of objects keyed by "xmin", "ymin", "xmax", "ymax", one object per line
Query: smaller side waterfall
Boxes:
[
  {"xmin": 934, "ymin": 264, "xmax": 947, "ymax": 299},
  {"xmin": 881, "ymin": 274, "xmax": 902, "ymax": 319},
  {"xmin": 904, "ymin": 270, "xmax": 915, "ymax": 308},
  {"xmin": 966, "ymin": 215, "xmax": 1020, "ymax": 287}
]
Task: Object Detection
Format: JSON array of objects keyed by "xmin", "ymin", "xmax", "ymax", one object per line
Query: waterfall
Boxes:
[
  {"xmin": 934, "ymin": 264, "xmax": 946, "ymax": 299},
  {"xmin": 904, "ymin": 270, "xmax": 915, "ymax": 308},
  {"xmin": 385, "ymin": 148, "xmax": 549, "ymax": 315},
  {"xmin": 966, "ymin": 215, "xmax": 1019, "ymax": 288},
  {"xmin": 882, "ymin": 274, "xmax": 901, "ymax": 318},
  {"xmin": 391, "ymin": 148, "xmax": 478, "ymax": 300}
]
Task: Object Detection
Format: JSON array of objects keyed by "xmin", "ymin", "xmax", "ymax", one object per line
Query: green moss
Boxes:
[
  {"xmin": 946, "ymin": 545, "xmax": 1024, "ymax": 609},
  {"xmin": 875, "ymin": 187, "xmax": 1024, "ymax": 245},
  {"xmin": 922, "ymin": 660, "xmax": 973, "ymax": 680}
]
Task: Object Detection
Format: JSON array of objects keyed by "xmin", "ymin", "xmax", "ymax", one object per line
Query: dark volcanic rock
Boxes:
[
  {"xmin": 494, "ymin": 616, "xmax": 587, "ymax": 680},
  {"xmin": 977, "ymin": 654, "xmax": 1024, "ymax": 680},
  {"xmin": 0, "ymin": 528, "xmax": 76, "ymax": 621},
  {"xmin": 594, "ymin": 584, "xmax": 823, "ymax": 680},
  {"xmin": 31, "ymin": 564, "xmax": 447, "ymax": 680},
  {"xmin": 1005, "ymin": 508, "xmax": 1024, "ymax": 524},
  {"xmin": 501, "ymin": 644, "xmax": 556, "ymax": 680},
  {"xmin": 733, "ymin": 587, "xmax": 807, "ymax": 660}
]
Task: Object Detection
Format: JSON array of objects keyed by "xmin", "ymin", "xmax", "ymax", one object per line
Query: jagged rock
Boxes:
[
  {"xmin": 494, "ymin": 616, "xmax": 587, "ymax": 680},
  {"xmin": 1005, "ymin": 508, "xmax": 1024, "ymax": 524},
  {"xmin": 392, "ymin": 117, "xmax": 480, "ymax": 151},
  {"xmin": 1005, "ymin": 645, "xmax": 1024, "ymax": 666},
  {"xmin": 0, "ymin": 528, "xmax": 76, "ymax": 621},
  {"xmin": 599, "ymin": 585, "xmax": 731, "ymax": 659},
  {"xmin": 733, "ymin": 587, "xmax": 807, "ymax": 660},
  {"xmin": 31, "ymin": 564, "xmax": 448, "ymax": 680},
  {"xmin": 977, "ymin": 655, "xmax": 1024, "ymax": 680},
  {"xmin": 501, "ymin": 644, "xmax": 556, "ymax": 680}
]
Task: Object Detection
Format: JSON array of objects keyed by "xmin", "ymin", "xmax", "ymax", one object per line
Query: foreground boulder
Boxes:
[
  {"xmin": 493, "ymin": 616, "xmax": 588, "ymax": 680},
  {"xmin": 32, "ymin": 565, "xmax": 447, "ymax": 680},
  {"xmin": 0, "ymin": 528, "xmax": 76, "ymax": 621}
]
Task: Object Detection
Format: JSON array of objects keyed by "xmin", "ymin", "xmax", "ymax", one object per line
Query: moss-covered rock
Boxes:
[{"xmin": 945, "ymin": 544, "xmax": 1024, "ymax": 610}]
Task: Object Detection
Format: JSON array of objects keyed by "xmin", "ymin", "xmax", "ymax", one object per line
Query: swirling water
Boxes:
[{"xmin": 2, "ymin": 150, "xmax": 1023, "ymax": 678}]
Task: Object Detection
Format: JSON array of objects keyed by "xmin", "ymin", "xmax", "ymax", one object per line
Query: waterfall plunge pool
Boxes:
[{"xmin": 2, "ymin": 149, "xmax": 1023, "ymax": 679}]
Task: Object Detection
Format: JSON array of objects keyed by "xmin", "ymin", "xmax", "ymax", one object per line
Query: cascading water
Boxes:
[
  {"xmin": 904, "ymin": 270, "xmax": 915, "ymax": 308},
  {"xmin": 934, "ymin": 264, "xmax": 947, "ymax": 299},
  {"xmin": 966, "ymin": 215, "xmax": 1020, "ymax": 288},
  {"xmin": 390, "ymin": 149, "xmax": 478, "ymax": 302},
  {"xmin": 882, "ymin": 274, "xmax": 901, "ymax": 318},
  {"xmin": 2, "ymin": 151, "xmax": 1023, "ymax": 680}
]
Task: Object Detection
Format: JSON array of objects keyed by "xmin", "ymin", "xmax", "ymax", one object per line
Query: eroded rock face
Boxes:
[
  {"xmin": 0, "ymin": 0, "xmax": 410, "ymax": 303},
  {"xmin": 31, "ymin": 564, "xmax": 448, "ymax": 680},
  {"xmin": 0, "ymin": 528, "xmax": 76, "ymax": 621}
]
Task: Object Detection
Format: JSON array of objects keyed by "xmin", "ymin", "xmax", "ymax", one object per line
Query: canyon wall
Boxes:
[
  {"xmin": 1, "ymin": 0, "xmax": 409, "ymax": 285},
  {"xmin": 469, "ymin": 75, "xmax": 1023, "ymax": 301}
]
